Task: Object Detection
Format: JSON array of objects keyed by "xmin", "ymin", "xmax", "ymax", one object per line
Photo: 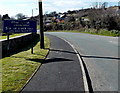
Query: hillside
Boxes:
[{"xmin": 41, "ymin": 6, "xmax": 120, "ymax": 34}]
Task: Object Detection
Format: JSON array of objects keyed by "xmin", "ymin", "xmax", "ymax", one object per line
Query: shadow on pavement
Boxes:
[
  {"xmin": 27, "ymin": 58, "xmax": 73, "ymax": 64},
  {"xmin": 46, "ymin": 48, "xmax": 77, "ymax": 54},
  {"xmin": 12, "ymin": 54, "xmax": 73, "ymax": 64},
  {"xmin": 11, "ymin": 48, "xmax": 75, "ymax": 65}
]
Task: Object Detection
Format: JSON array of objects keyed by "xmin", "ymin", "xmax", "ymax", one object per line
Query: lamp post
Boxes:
[
  {"xmin": 32, "ymin": 8, "xmax": 38, "ymax": 17},
  {"xmin": 38, "ymin": 0, "xmax": 44, "ymax": 49}
]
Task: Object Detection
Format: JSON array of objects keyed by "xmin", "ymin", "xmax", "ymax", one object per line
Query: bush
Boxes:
[{"xmin": 110, "ymin": 30, "xmax": 120, "ymax": 37}]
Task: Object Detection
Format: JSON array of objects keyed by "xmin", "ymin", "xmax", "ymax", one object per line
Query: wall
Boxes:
[
  {"xmin": 1, "ymin": 33, "xmax": 39, "ymax": 58},
  {"xmin": 0, "ymin": 15, "xmax": 2, "ymax": 33}
]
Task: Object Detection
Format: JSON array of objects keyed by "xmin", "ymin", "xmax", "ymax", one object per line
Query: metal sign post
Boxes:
[
  {"xmin": 31, "ymin": 33, "xmax": 33, "ymax": 54},
  {"xmin": 7, "ymin": 33, "xmax": 10, "ymax": 56}
]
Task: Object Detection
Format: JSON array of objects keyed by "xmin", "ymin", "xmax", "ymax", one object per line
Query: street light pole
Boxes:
[
  {"xmin": 32, "ymin": 9, "xmax": 33, "ymax": 17},
  {"xmin": 38, "ymin": 0, "xmax": 44, "ymax": 49},
  {"xmin": 32, "ymin": 8, "xmax": 38, "ymax": 17}
]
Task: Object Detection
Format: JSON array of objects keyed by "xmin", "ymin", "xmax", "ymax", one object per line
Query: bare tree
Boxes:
[
  {"xmin": 92, "ymin": 2, "xmax": 99, "ymax": 9},
  {"xmin": 101, "ymin": 2, "xmax": 108, "ymax": 9}
]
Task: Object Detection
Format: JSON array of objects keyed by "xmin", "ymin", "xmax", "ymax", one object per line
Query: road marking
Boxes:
[{"xmin": 58, "ymin": 37, "xmax": 89, "ymax": 92}]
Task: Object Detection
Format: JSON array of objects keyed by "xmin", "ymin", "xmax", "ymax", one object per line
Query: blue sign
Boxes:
[{"xmin": 3, "ymin": 20, "xmax": 37, "ymax": 33}]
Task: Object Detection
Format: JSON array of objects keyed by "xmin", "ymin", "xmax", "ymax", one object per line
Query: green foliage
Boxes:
[
  {"xmin": 48, "ymin": 29, "xmax": 120, "ymax": 37},
  {"xmin": 37, "ymin": 25, "xmax": 40, "ymax": 30},
  {"xmin": 79, "ymin": 28, "xmax": 120, "ymax": 37},
  {"xmin": 44, "ymin": 8, "xmax": 120, "ymax": 36}
]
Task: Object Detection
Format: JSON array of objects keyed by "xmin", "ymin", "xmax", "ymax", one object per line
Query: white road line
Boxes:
[{"xmin": 58, "ymin": 37, "xmax": 89, "ymax": 92}]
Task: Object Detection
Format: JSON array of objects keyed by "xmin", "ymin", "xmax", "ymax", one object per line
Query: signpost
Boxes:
[
  {"xmin": 3, "ymin": 20, "xmax": 37, "ymax": 55},
  {"xmin": 3, "ymin": 20, "xmax": 37, "ymax": 33}
]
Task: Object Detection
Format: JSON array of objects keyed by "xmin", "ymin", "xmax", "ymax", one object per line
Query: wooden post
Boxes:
[{"xmin": 39, "ymin": 0, "xmax": 44, "ymax": 49}]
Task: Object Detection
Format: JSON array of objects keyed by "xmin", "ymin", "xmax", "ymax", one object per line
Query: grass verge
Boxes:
[
  {"xmin": 1, "ymin": 36, "xmax": 50, "ymax": 92},
  {"xmin": 0, "ymin": 33, "xmax": 27, "ymax": 40},
  {"xmin": 48, "ymin": 28, "xmax": 120, "ymax": 37}
]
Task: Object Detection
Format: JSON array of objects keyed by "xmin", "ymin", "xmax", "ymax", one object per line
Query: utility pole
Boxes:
[
  {"xmin": 118, "ymin": 1, "xmax": 120, "ymax": 9},
  {"xmin": 38, "ymin": 0, "xmax": 44, "ymax": 49}
]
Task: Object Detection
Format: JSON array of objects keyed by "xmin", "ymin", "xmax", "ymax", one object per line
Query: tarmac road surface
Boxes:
[{"xmin": 46, "ymin": 32, "xmax": 119, "ymax": 92}]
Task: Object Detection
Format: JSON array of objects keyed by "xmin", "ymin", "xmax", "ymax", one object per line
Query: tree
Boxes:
[
  {"xmin": 92, "ymin": 2, "xmax": 99, "ymax": 9},
  {"xmin": 2, "ymin": 14, "xmax": 10, "ymax": 20},
  {"xmin": 101, "ymin": 2, "xmax": 108, "ymax": 9},
  {"xmin": 15, "ymin": 13, "xmax": 26, "ymax": 20},
  {"xmin": 49, "ymin": 11, "xmax": 57, "ymax": 17}
]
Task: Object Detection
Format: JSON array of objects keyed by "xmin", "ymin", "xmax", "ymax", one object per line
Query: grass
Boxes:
[
  {"xmin": 0, "ymin": 33, "xmax": 27, "ymax": 40},
  {"xmin": 1, "ymin": 36, "xmax": 50, "ymax": 92},
  {"xmin": 37, "ymin": 25, "xmax": 40, "ymax": 30},
  {"xmin": 79, "ymin": 28, "xmax": 120, "ymax": 37},
  {"xmin": 48, "ymin": 28, "xmax": 120, "ymax": 37}
]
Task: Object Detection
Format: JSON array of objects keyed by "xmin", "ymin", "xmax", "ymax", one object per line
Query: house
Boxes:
[{"xmin": 44, "ymin": 20, "xmax": 52, "ymax": 26}]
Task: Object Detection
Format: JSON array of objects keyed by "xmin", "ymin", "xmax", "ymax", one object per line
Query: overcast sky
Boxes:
[{"xmin": 0, "ymin": 0, "xmax": 119, "ymax": 17}]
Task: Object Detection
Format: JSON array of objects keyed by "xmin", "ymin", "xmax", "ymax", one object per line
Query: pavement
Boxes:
[{"xmin": 21, "ymin": 34, "xmax": 85, "ymax": 92}]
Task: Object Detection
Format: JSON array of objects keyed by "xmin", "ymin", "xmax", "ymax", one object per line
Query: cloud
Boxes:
[
  {"xmin": 42, "ymin": 0, "xmax": 119, "ymax": 13},
  {"xmin": 0, "ymin": 0, "xmax": 38, "ymax": 17},
  {"xmin": 0, "ymin": 0, "xmax": 37, "ymax": 3},
  {"xmin": 53, "ymin": 0, "xmax": 83, "ymax": 7},
  {"xmin": 42, "ymin": 0, "xmax": 90, "ymax": 13},
  {"xmin": 0, "ymin": 6, "xmax": 18, "ymax": 17},
  {"xmin": 0, "ymin": 0, "xmax": 119, "ymax": 17}
]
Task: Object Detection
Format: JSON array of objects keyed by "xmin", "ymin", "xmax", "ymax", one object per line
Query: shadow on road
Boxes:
[{"xmin": 81, "ymin": 55, "xmax": 120, "ymax": 60}]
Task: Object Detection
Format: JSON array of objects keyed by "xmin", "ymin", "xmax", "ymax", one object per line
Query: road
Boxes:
[{"xmin": 46, "ymin": 32, "xmax": 119, "ymax": 91}]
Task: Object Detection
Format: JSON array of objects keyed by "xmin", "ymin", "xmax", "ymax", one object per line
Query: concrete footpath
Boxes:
[{"xmin": 21, "ymin": 34, "xmax": 85, "ymax": 92}]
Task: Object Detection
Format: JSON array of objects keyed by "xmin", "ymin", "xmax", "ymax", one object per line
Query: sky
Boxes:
[{"xmin": 0, "ymin": 0, "xmax": 119, "ymax": 17}]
